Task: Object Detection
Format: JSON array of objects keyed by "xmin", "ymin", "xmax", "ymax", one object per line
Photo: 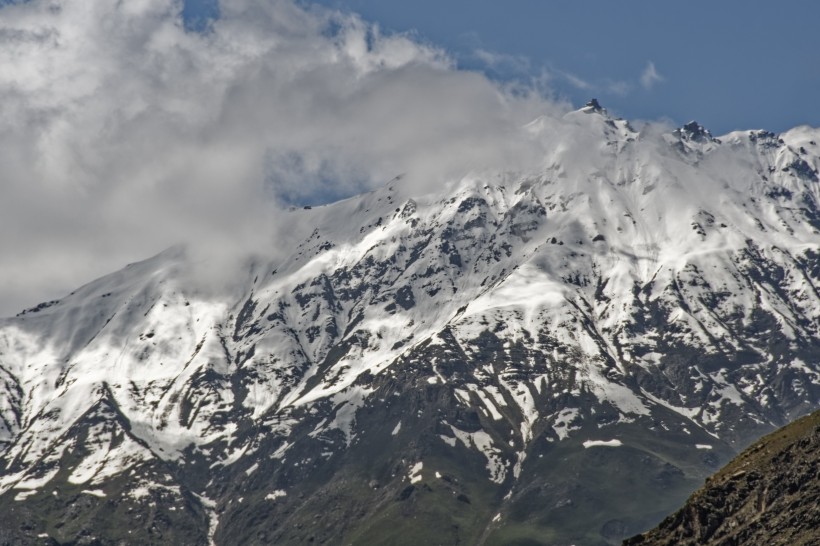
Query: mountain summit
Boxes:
[
  {"xmin": 1, "ymin": 114, "xmax": 819, "ymax": 545},
  {"xmin": 582, "ymin": 98, "xmax": 605, "ymax": 113},
  {"xmin": 674, "ymin": 121, "xmax": 713, "ymax": 143}
]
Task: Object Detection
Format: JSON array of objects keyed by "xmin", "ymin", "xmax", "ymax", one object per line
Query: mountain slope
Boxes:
[
  {"xmin": 1, "ymin": 106, "xmax": 820, "ymax": 544},
  {"xmin": 624, "ymin": 409, "xmax": 820, "ymax": 546}
]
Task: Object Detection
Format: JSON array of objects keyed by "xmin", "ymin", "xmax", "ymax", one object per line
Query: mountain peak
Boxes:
[
  {"xmin": 675, "ymin": 120, "xmax": 714, "ymax": 143},
  {"xmin": 2, "ymin": 109, "xmax": 820, "ymax": 545},
  {"xmin": 581, "ymin": 98, "xmax": 605, "ymax": 114}
]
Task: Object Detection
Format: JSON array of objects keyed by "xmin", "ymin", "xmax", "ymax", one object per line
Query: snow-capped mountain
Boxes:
[{"xmin": 2, "ymin": 103, "xmax": 820, "ymax": 545}]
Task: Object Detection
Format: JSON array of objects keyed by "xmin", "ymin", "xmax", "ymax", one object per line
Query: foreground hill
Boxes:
[
  {"xmin": 1, "ymin": 104, "xmax": 820, "ymax": 544},
  {"xmin": 625, "ymin": 409, "xmax": 820, "ymax": 546}
]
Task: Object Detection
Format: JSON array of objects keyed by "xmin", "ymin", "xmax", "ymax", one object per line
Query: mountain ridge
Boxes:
[{"xmin": 1, "ymin": 107, "xmax": 820, "ymax": 544}]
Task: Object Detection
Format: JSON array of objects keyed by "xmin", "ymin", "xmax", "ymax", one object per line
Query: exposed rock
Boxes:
[{"xmin": 625, "ymin": 410, "xmax": 820, "ymax": 546}]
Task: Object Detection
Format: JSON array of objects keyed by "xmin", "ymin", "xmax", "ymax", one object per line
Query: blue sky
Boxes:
[
  {"xmin": 4, "ymin": 0, "xmax": 819, "ymax": 134},
  {"xmin": 302, "ymin": 0, "xmax": 820, "ymax": 135}
]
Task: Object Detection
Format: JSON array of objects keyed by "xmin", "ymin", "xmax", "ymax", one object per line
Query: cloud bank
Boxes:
[{"xmin": 0, "ymin": 0, "xmax": 571, "ymax": 316}]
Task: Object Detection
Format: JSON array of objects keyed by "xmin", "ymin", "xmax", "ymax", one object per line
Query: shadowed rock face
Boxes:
[{"xmin": 625, "ymin": 410, "xmax": 820, "ymax": 546}]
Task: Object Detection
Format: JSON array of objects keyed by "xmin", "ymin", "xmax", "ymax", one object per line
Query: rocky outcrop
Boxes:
[{"xmin": 625, "ymin": 410, "xmax": 820, "ymax": 546}]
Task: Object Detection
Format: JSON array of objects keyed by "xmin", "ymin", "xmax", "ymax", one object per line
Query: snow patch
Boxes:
[
  {"xmin": 552, "ymin": 408, "xmax": 581, "ymax": 440},
  {"xmin": 265, "ymin": 490, "xmax": 287, "ymax": 501},
  {"xmin": 194, "ymin": 493, "xmax": 219, "ymax": 546},
  {"xmin": 583, "ymin": 439, "xmax": 622, "ymax": 448},
  {"xmin": 408, "ymin": 461, "xmax": 423, "ymax": 484},
  {"xmin": 450, "ymin": 425, "xmax": 507, "ymax": 483},
  {"xmin": 14, "ymin": 489, "xmax": 38, "ymax": 501},
  {"xmin": 327, "ymin": 386, "xmax": 374, "ymax": 446},
  {"xmin": 81, "ymin": 489, "xmax": 106, "ymax": 497},
  {"xmin": 439, "ymin": 434, "xmax": 457, "ymax": 447}
]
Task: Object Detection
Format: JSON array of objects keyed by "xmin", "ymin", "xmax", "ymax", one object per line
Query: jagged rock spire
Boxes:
[
  {"xmin": 582, "ymin": 98, "xmax": 605, "ymax": 114},
  {"xmin": 675, "ymin": 120, "xmax": 713, "ymax": 143}
]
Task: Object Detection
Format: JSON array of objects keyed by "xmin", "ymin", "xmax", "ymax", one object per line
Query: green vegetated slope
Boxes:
[{"xmin": 625, "ymin": 409, "xmax": 820, "ymax": 546}]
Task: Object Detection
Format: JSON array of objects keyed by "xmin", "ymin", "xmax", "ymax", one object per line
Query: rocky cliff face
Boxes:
[
  {"xmin": 625, "ymin": 409, "xmax": 820, "ymax": 546},
  {"xmin": 1, "ymin": 106, "xmax": 819, "ymax": 545}
]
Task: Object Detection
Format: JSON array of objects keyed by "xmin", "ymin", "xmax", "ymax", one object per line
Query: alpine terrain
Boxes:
[
  {"xmin": 625, "ymin": 408, "xmax": 820, "ymax": 546},
  {"xmin": 2, "ymin": 102, "xmax": 820, "ymax": 545}
]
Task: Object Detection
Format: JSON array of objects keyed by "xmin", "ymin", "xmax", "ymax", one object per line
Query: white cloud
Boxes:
[
  {"xmin": 0, "ymin": 0, "xmax": 570, "ymax": 315},
  {"xmin": 640, "ymin": 61, "xmax": 664, "ymax": 90},
  {"xmin": 559, "ymin": 70, "xmax": 592, "ymax": 91},
  {"xmin": 473, "ymin": 48, "xmax": 531, "ymax": 74}
]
